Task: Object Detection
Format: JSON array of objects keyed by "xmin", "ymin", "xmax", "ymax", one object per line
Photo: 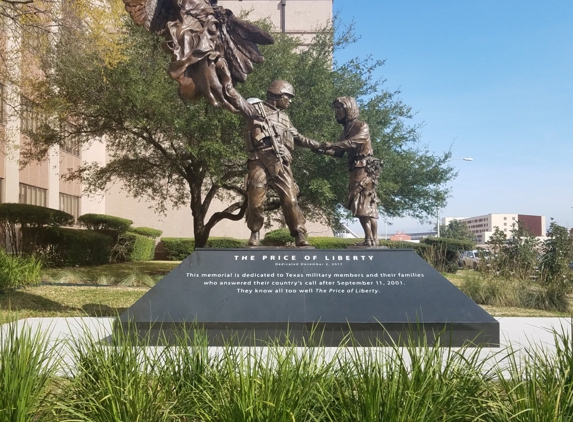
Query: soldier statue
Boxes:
[{"xmin": 240, "ymin": 80, "xmax": 320, "ymax": 247}]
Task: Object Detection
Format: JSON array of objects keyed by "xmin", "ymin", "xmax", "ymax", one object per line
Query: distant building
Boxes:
[
  {"xmin": 390, "ymin": 231, "xmax": 412, "ymax": 241},
  {"xmin": 334, "ymin": 225, "xmax": 360, "ymax": 239},
  {"xmin": 442, "ymin": 214, "xmax": 546, "ymax": 243},
  {"xmin": 406, "ymin": 231, "xmax": 436, "ymax": 241}
]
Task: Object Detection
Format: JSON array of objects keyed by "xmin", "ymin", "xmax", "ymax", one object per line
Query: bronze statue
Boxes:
[
  {"xmin": 319, "ymin": 97, "xmax": 382, "ymax": 246},
  {"xmin": 123, "ymin": 1, "xmax": 320, "ymax": 246},
  {"xmin": 241, "ymin": 80, "xmax": 320, "ymax": 247},
  {"xmin": 122, "ymin": 0, "xmax": 274, "ymax": 112}
]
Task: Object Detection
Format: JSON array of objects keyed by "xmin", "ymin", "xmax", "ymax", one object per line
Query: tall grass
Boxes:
[
  {"xmin": 53, "ymin": 326, "xmax": 174, "ymax": 421},
  {"xmin": 461, "ymin": 272, "xmax": 569, "ymax": 311},
  {"xmin": 194, "ymin": 334, "xmax": 334, "ymax": 422},
  {"xmin": 488, "ymin": 328, "xmax": 573, "ymax": 421},
  {"xmin": 0, "ymin": 319, "xmax": 58, "ymax": 422},
  {"xmin": 4, "ymin": 317, "xmax": 573, "ymax": 420},
  {"xmin": 323, "ymin": 335, "xmax": 493, "ymax": 422},
  {"xmin": 0, "ymin": 249, "xmax": 42, "ymax": 292}
]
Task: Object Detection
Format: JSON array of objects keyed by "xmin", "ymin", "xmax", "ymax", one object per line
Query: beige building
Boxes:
[
  {"xmin": 219, "ymin": 0, "xmax": 332, "ymax": 46},
  {"xmin": 0, "ymin": 0, "xmax": 334, "ymax": 240},
  {"xmin": 443, "ymin": 214, "xmax": 547, "ymax": 243}
]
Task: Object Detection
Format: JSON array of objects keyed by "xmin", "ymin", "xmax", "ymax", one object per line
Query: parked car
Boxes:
[{"xmin": 462, "ymin": 250, "xmax": 490, "ymax": 270}]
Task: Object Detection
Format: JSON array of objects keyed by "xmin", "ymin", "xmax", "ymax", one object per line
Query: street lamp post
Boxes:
[{"xmin": 437, "ymin": 157, "xmax": 473, "ymax": 237}]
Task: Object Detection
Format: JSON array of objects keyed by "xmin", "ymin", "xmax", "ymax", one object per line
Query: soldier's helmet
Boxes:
[{"xmin": 267, "ymin": 80, "xmax": 295, "ymax": 98}]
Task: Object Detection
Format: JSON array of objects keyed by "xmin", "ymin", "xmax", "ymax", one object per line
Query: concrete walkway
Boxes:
[
  {"xmin": 3, "ymin": 316, "xmax": 571, "ymax": 349},
  {"xmin": 2, "ymin": 317, "xmax": 571, "ymax": 376}
]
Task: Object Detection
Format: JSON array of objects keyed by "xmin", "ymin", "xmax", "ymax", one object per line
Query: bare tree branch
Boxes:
[{"xmin": 2, "ymin": 0, "xmax": 35, "ymax": 5}]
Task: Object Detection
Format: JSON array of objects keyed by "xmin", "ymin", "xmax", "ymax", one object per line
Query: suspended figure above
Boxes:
[{"xmin": 122, "ymin": 0, "xmax": 274, "ymax": 112}]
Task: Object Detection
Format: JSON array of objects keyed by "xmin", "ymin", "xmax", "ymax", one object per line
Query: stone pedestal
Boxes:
[{"xmin": 117, "ymin": 248, "xmax": 499, "ymax": 346}]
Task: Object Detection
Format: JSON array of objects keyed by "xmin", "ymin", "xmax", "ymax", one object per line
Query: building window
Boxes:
[
  {"xmin": 60, "ymin": 120, "xmax": 81, "ymax": 156},
  {"xmin": 504, "ymin": 223, "xmax": 507, "ymax": 226},
  {"xmin": 512, "ymin": 217, "xmax": 516, "ymax": 220},
  {"xmin": 60, "ymin": 193, "xmax": 80, "ymax": 223},
  {"xmin": 503, "ymin": 217, "xmax": 507, "ymax": 220},
  {"xmin": 20, "ymin": 96, "xmax": 43, "ymax": 134},
  {"xmin": 19, "ymin": 183, "xmax": 47, "ymax": 207}
]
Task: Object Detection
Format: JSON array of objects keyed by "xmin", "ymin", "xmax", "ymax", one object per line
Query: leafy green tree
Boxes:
[
  {"xmin": 540, "ymin": 220, "xmax": 573, "ymax": 291},
  {"xmin": 26, "ymin": 16, "xmax": 456, "ymax": 247},
  {"xmin": 439, "ymin": 219, "xmax": 476, "ymax": 243}
]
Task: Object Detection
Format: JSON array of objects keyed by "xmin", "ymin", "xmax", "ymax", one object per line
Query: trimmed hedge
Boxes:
[
  {"xmin": 129, "ymin": 227, "xmax": 163, "ymax": 239},
  {"xmin": 161, "ymin": 237, "xmax": 250, "ymax": 260},
  {"xmin": 0, "ymin": 203, "xmax": 74, "ymax": 226},
  {"xmin": 308, "ymin": 237, "xmax": 357, "ymax": 249},
  {"xmin": 78, "ymin": 214, "xmax": 132, "ymax": 235},
  {"xmin": 421, "ymin": 237, "xmax": 474, "ymax": 273},
  {"xmin": 114, "ymin": 232, "xmax": 156, "ymax": 262},
  {"xmin": 379, "ymin": 240, "xmax": 431, "ymax": 258},
  {"xmin": 261, "ymin": 228, "xmax": 293, "ymax": 246},
  {"xmin": 161, "ymin": 238, "xmax": 195, "ymax": 261},
  {"xmin": 37, "ymin": 227, "xmax": 114, "ymax": 267},
  {"xmin": 207, "ymin": 237, "xmax": 249, "ymax": 249},
  {"xmin": 0, "ymin": 203, "xmax": 74, "ymax": 255}
]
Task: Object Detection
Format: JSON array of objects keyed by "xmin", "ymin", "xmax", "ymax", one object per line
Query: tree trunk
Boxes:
[{"xmin": 189, "ymin": 179, "xmax": 211, "ymax": 248}]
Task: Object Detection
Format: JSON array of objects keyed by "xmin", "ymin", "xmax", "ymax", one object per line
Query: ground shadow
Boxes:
[
  {"xmin": 81, "ymin": 304, "xmax": 128, "ymax": 317},
  {"xmin": 0, "ymin": 291, "xmax": 129, "ymax": 318},
  {"xmin": 0, "ymin": 290, "xmax": 78, "ymax": 314}
]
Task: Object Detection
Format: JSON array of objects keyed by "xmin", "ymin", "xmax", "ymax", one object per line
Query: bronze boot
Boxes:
[
  {"xmin": 294, "ymin": 232, "xmax": 309, "ymax": 247},
  {"xmin": 248, "ymin": 231, "xmax": 260, "ymax": 246}
]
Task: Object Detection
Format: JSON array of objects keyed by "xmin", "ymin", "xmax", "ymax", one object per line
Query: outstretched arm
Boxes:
[
  {"xmin": 123, "ymin": 0, "xmax": 273, "ymax": 114},
  {"xmin": 316, "ymin": 143, "xmax": 344, "ymax": 158}
]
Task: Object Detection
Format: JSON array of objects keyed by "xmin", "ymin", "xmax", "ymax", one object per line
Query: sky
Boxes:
[{"xmin": 332, "ymin": 0, "xmax": 573, "ymax": 236}]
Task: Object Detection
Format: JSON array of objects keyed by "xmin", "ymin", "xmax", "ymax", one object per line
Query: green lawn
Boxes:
[{"xmin": 42, "ymin": 261, "xmax": 179, "ymax": 285}]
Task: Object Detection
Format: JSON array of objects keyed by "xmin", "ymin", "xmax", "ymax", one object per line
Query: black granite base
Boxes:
[{"xmin": 117, "ymin": 248, "xmax": 499, "ymax": 347}]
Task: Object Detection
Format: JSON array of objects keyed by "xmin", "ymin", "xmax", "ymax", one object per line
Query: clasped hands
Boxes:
[{"xmin": 315, "ymin": 142, "xmax": 333, "ymax": 154}]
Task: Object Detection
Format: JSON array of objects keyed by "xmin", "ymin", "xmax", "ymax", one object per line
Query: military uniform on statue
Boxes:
[{"xmin": 241, "ymin": 80, "xmax": 321, "ymax": 246}]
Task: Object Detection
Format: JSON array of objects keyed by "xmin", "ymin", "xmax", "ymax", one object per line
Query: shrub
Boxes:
[
  {"xmin": 37, "ymin": 227, "xmax": 114, "ymax": 267},
  {"xmin": 206, "ymin": 237, "xmax": 249, "ymax": 249},
  {"xmin": 160, "ymin": 237, "xmax": 249, "ymax": 260},
  {"xmin": 129, "ymin": 227, "xmax": 163, "ymax": 239},
  {"xmin": 78, "ymin": 213, "xmax": 132, "ymax": 236},
  {"xmin": 308, "ymin": 237, "xmax": 356, "ymax": 249},
  {"xmin": 461, "ymin": 274, "xmax": 523, "ymax": 307},
  {"xmin": 461, "ymin": 273, "xmax": 569, "ymax": 312},
  {"xmin": 0, "ymin": 203, "xmax": 74, "ymax": 255},
  {"xmin": 485, "ymin": 224, "xmax": 541, "ymax": 280},
  {"xmin": 112, "ymin": 232, "xmax": 156, "ymax": 262},
  {"xmin": 261, "ymin": 228, "xmax": 293, "ymax": 246},
  {"xmin": 379, "ymin": 240, "xmax": 432, "ymax": 258},
  {"xmin": 162, "ymin": 238, "xmax": 195, "ymax": 260},
  {"xmin": 422, "ymin": 237, "xmax": 474, "ymax": 273},
  {"xmin": 0, "ymin": 249, "xmax": 42, "ymax": 292},
  {"xmin": 539, "ymin": 221, "xmax": 573, "ymax": 291}
]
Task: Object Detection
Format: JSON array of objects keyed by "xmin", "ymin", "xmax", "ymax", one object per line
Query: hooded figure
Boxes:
[{"xmin": 320, "ymin": 96, "xmax": 382, "ymax": 246}]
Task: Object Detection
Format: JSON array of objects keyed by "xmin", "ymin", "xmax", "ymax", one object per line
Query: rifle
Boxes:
[{"xmin": 252, "ymin": 100, "xmax": 286, "ymax": 160}]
